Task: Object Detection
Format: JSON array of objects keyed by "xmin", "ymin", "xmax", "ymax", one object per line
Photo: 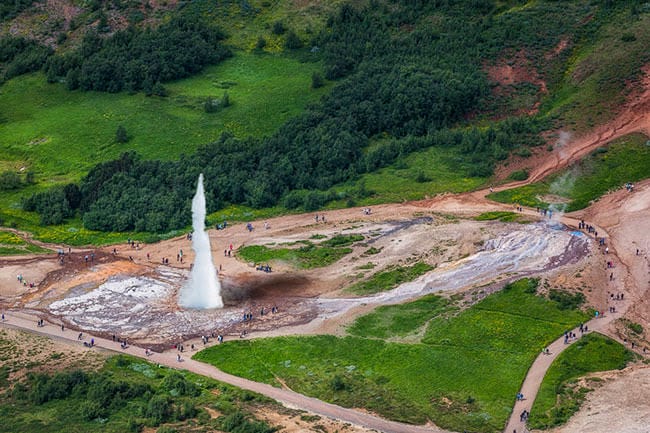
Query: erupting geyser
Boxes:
[{"xmin": 179, "ymin": 174, "xmax": 224, "ymax": 309}]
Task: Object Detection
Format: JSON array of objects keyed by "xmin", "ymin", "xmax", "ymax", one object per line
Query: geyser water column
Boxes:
[{"xmin": 179, "ymin": 174, "xmax": 224, "ymax": 309}]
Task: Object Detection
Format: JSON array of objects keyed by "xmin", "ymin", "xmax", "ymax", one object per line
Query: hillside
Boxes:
[{"xmin": 0, "ymin": 0, "xmax": 649, "ymax": 241}]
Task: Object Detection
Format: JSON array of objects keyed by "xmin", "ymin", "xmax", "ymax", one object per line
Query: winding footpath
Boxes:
[{"xmin": 0, "ymin": 310, "xmax": 445, "ymax": 433}]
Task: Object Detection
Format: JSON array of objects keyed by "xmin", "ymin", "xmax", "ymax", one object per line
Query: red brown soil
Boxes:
[{"xmin": 494, "ymin": 63, "xmax": 650, "ymax": 183}]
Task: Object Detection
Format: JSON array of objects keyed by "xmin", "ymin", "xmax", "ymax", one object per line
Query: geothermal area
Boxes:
[
  {"xmin": 1, "ymin": 173, "xmax": 650, "ymax": 433},
  {"xmin": 3, "ymin": 175, "xmax": 590, "ymax": 347}
]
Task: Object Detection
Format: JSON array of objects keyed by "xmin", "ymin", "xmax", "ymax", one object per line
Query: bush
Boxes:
[
  {"xmin": 220, "ymin": 410, "xmax": 276, "ymax": 433},
  {"xmin": 508, "ymin": 169, "xmax": 529, "ymax": 181},
  {"xmin": 284, "ymin": 30, "xmax": 303, "ymax": 49},
  {"xmin": 81, "ymin": 400, "xmax": 106, "ymax": 420},
  {"xmin": 162, "ymin": 372, "xmax": 200, "ymax": 397},
  {"xmin": 311, "ymin": 72, "xmax": 324, "ymax": 89},
  {"xmin": 329, "ymin": 375, "xmax": 347, "ymax": 391},
  {"xmin": 145, "ymin": 395, "xmax": 172, "ymax": 425},
  {"xmin": 255, "ymin": 36, "xmax": 267, "ymax": 50},
  {"xmin": 627, "ymin": 322, "xmax": 643, "ymax": 335},
  {"xmin": 271, "ymin": 21, "xmax": 286, "ymax": 35},
  {"xmin": 621, "ymin": 32, "xmax": 636, "ymax": 42},
  {"xmin": 549, "ymin": 289, "xmax": 585, "ymax": 310},
  {"xmin": 0, "ymin": 171, "xmax": 22, "ymax": 190},
  {"xmin": 116, "ymin": 125, "xmax": 129, "ymax": 143}
]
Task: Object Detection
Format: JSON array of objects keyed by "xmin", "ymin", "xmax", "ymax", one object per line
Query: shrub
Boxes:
[
  {"xmin": 284, "ymin": 30, "xmax": 303, "ymax": 49},
  {"xmin": 116, "ymin": 125, "xmax": 129, "ymax": 143},
  {"xmin": 81, "ymin": 400, "xmax": 105, "ymax": 420},
  {"xmin": 271, "ymin": 21, "xmax": 286, "ymax": 35},
  {"xmin": 0, "ymin": 171, "xmax": 22, "ymax": 190},
  {"xmin": 255, "ymin": 36, "xmax": 267, "ymax": 50},
  {"xmin": 549, "ymin": 289, "xmax": 585, "ymax": 310},
  {"xmin": 627, "ymin": 322, "xmax": 643, "ymax": 335},
  {"xmin": 329, "ymin": 375, "xmax": 347, "ymax": 391},
  {"xmin": 311, "ymin": 72, "xmax": 324, "ymax": 89},
  {"xmin": 145, "ymin": 395, "xmax": 172, "ymax": 425},
  {"xmin": 621, "ymin": 32, "xmax": 636, "ymax": 42},
  {"xmin": 508, "ymin": 169, "xmax": 529, "ymax": 181}
]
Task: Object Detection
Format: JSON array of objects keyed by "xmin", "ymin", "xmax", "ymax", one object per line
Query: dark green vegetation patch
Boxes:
[
  {"xmin": 529, "ymin": 333, "xmax": 636, "ymax": 429},
  {"xmin": 195, "ymin": 279, "xmax": 590, "ymax": 432},
  {"xmin": 0, "ymin": 355, "xmax": 277, "ymax": 433}
]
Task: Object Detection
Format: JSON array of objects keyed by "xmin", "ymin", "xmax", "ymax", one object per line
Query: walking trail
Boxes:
[{"xmin": 0, "ymin": 310, "xmax": 444, "ymax": 433}]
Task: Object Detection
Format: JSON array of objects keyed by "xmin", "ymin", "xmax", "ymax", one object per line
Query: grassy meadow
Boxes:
[
  {"xmin": 0, "ymin": 51, "xmax": 328, "ymax": 244},
  {"xmin": 0, "ymin": 52, "xmax": 327, "ymax": 182},
  {"xmin": 237, "ymin": 234, "xmax": 364, "ymax": 269},
  {"xmin": 529, "ymin": 333, "xmax": 635, "ymax": 429},
  {"xmin": 541, "ymin": 11, "xmax": 650, "ymax": 132},
  {"xmin": 346, "ymin": 262, "xmax": 434, "ymax": 295},
  {"xmin": 194, "ymin": 279, "xmax": 590, "ymax": 432},
  {"xmin": 489, "ymin": 133, "xmax": 650, "ymax": 210},
  {"xmin": 0, "ymin": 230, "xmax": 50, "ymax": 255}
]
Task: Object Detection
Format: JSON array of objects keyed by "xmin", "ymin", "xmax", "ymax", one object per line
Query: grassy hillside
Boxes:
[
  {"xmin": 0, "ymin": 1, "xmax": 649, "ymax": 243},
  {"xmin": 488, "ymin": 133, "xmax": 650, "ymax": 211},
  {"xmin": 0, "ymin": 52, "xmax": 327, "ymax": 180}
]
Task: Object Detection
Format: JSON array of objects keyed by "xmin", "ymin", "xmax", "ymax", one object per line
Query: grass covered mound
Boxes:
[
  {"xmin": 529, "ymin": 333, "xmax": 636, "ymax": 429},
  {"xmin": 237, "ymin": 234, "xmax": 363, "ymax": 269},
  {"xmin": 0, "ymin": 355, "xmax": 276, "ymax": 433},
  {"xmin": 488, "ymin": 133, "xmax": 650, "ymax": 210},
  {"xmin": 346, "ymin": 262, "xmax": 434, "ymax": 295},
  {"xmin": 347, "ymin": 294, "xmax": 451, "ymax": 339},
  {"xmin": 194, "ymin": 279, "xmax": 589, "ymax": 432}
]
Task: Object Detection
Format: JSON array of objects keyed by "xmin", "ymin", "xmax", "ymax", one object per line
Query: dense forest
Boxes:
[
  {"xmin": 0, "ymin": 15, "xmax": 229, "ymax": 89},
  {"xmin": 19, "ymin": 0, "xmax": 640, "ymax": 232},
  {"xmin": 44, "ymin": 16, "xmax": 230, "ymax": 93}
]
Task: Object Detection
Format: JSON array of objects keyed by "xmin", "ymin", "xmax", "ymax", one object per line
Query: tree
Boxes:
[
  {"xmin": 311, "ymin": 72, "xmax": 324, "ymax": 89},
  {"xmin": 284, "ymin": 30, "xmax": 303, "ymax": 49},
  {"xmin": 255, "ymin": 36, "xmax": 267, "ymax": 51},
  {"xmin": 0, "ymin": 171, "xmax": 21, "ymax": 190},
  {"xmin": 115, "ymin": 125, "xmax": 129, "ymax": 143},
  {"xmin": 271, "ymin": 21, "xmax": 286, "ymax": 35}
]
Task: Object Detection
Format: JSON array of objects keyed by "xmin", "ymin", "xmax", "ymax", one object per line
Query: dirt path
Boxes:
[
  {"xmin": 503, "ymin": 182, "xmax": 650, "ymax": 433},
  {"xmin": 0, "ymin": 311, "xmax": 448, "ymax": 433}
]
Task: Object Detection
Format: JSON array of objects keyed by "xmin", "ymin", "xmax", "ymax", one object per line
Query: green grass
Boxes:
[
  {"xmin": 187, "ymin": 0, "xmax": 349, "ymax": 52},
  {"xmin": 0, "ymin": 52, "xmax": 326, "ymax": 181},
  {"xmin": 333, "ymin": 145, "xmax": 486, "ymax": 206},
  {"xmin": 237, "ymin": 234, "xmax": 363, "ymax": 269},
  {"xmin": 541, "ymin": 11, "xmax": 650, "ymax": 131},
  {"xmin": 529, "ymin": 333, "xmax": 635, "ymax": 429},
  {"xmin": 0, "ymin": 230, "xmax": 51, "ymax": 255},
  {"xmin": 488, "ymin": 133, "xmax": 650, "ymax": 211},
  {"xmin": 475, "ymin": 211, "xmax": 520, "ymax": 222},
  {"xmin": 194, "ymin": 279, "xmax": 590, "ymax": 432},
  {"xmin": 0, "ymin": 51, "xmax": 328, "ymax": 243},
  {"xmin": 347, "ymin": 294, "xmax": 452, "ymax": 339},
  {"xmin": 347, "ymin": 262, "xmax": 434, "ymax": 295}
]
